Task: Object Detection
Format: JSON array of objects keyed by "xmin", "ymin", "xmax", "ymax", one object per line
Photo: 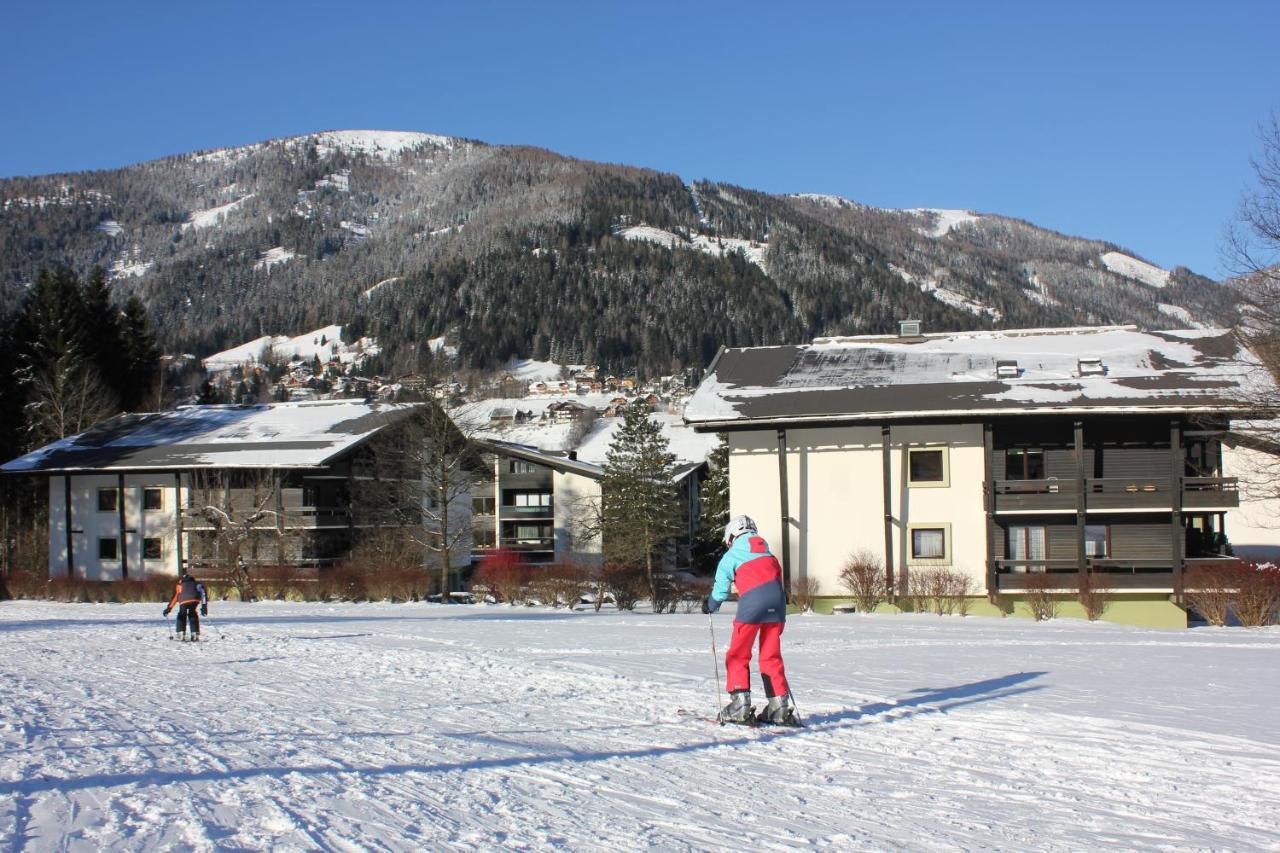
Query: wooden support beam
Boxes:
[
  {"xmin": 1171, "ymin": 418, "xmax": 1184, "ymax": 603},
  {"xmin": 776, "ymin": 429, "xmax": 791, "ymax": 593},
  {"xmin": 882, "ymin": 424, "xmax": 894, "ymax": 596},
  {"xmin": 983, "ymin": 422, "xmax": 997, "ymax": 600},
  {"xmin": 174, "ymin": 472, "xmax": 184, "ymax": 575},
  {"xmin": 1074, "ymin": 420, "xmax": 1086, "ymax": 578},
  {"xmin": 64, "ymin": 475, "xmax": 75, "ymax": 579},
  {"xmin": 118, "ymin": 472, "xmax": 128, "ymax": 580}
]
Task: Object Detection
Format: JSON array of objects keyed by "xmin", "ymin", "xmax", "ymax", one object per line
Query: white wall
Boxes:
[
  {"xmin": 48, "ymin": 473, "xmax": 186, "ymax": 580},
  {"xmin": 1223, "ymin": 443, "xmax": 1280, "ymax": 561},
  {"xmin": 553, "ymin": 469, "xmax": 603, "ymax": 567},
  {"xmin": 727, "ymin": 423, "xmax": 988, "ymax": 596}
]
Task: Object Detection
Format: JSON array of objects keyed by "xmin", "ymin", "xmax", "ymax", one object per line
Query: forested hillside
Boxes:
[{"xmin": 0, "ymin": 130, "xmax": 1237, "ymax": 376}]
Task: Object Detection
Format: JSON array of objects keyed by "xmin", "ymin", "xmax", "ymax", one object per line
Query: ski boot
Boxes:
[
  {"xmin": 189, "ymin": 632, "xmax": 199, "ymax": 643},
  {"xmin": 759, "ymin": 694, "xmax": 801, "ymax": 727},
  {"xmin": 719, "ymin": 690, "xmax": 756, "ymax": 725}
]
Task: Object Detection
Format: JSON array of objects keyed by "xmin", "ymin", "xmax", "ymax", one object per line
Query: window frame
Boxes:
[
  {"xmin": 472, "ymin": 496, "xmax": 497, "ymax": 515},
  {"xmin": 1007, "ymin": 524, "xmax": 1047, "ymax": 571},
  {"xmin": 98, "ymin": 537, "xmax": 119, "ymax": 560},
  {"xmin": 508, "ymin": 459, "xmax": 538, "ymax": 474},
  {"xmin": 97, "ymin": 488, "xmax": 119, "ymax": 512},
  {"xmin": 1084, "ymin": 524, "xmax": 1110, "ymax": 558},
  {"xmin": 143, "ymin": 488, "xmax": 164, "ymax": 511},
  {"xmin": 907, "ymin": 446, "xmax": 950, "ymax": 488},
  {"xmin": 906, "ymin": 522, "xmax": 952, "ymax": 566},
  {"xmin": 142, "ymin": 537, "xmax": 163, "ymax": 560},
  {"xmin": 1005, "ymin": 448, "xmax": 1046, "ymax": 481}
]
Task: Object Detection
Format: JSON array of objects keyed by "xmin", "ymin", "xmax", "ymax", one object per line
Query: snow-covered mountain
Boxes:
[{"xmin": 0, "ymin": 129, "xmax": 1235, "ymax": 373}]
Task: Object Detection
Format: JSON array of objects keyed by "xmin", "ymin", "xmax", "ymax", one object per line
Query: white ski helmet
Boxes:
[{"xmin": 723, "ymin": 515, "xmax": 758, "ymax": 545}]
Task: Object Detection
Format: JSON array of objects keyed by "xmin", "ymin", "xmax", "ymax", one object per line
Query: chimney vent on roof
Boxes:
[
  {"xmin": 996, "ymin": 360, "xmax": 1020, "ymax": 379},
  {"xmin": 899, "ymin": 319, "xmax": 922, "ymax": 338},
  {"xmin": 1077, "ymin": 357, "xmax": 1105, "ymax": 377}
]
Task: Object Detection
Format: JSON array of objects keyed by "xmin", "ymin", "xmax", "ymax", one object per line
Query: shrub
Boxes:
[
  {"xmin": 904, "ymin": 568, "xmax": 931, "ymax": 614},
  {"xmin": 1233, "ymin": 563, "xmax": 1280, "ymax": 627},
  {"xmin": 1183, "ymin": 562, "xmax": 1238, "ymax": 626},
  {"xmin": 1076, "ymin": 571, "xmax": 1112, "ymax": 622},
  {"xmin": 319, "ymin": 564, "xmax": 369, "ymax": 602},
  {"xmin": 677, "ymin": 576, "xmax": 712, "ymax": 613},
  {"xmin": 601, "ymin": 562, "xmax": 646, "ymax": 611},
  {"xmin": 789, "ymin": 575, "xmax": 820, "ymax": 612},
  {"xmin": 1022, "ymin": 572, "xmax": 1060, "ymax": 621},
  {"xmin": 838, "ymin": 550, "xmax": 888, "ymax": 613},
  {"xmin": 471, "ymin": 550, "xmax": 530, "ymax": 604}
]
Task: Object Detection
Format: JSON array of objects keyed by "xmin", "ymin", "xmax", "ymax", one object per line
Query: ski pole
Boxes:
[{"xmin": 708, "ymin": 613, "xmax": 725, "ymax": 726}]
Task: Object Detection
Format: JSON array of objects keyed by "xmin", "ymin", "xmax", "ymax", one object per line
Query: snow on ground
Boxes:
[
  {"xmin": 202, "ymin": 325, "xmax": 368, "ymax": 371},
  {"xmin": 299, "ymin": 130, "xmax": 453, "ymax": 160},
  {"xmin": 788, "ymin": 192, "xmax": 861, "ymax": 209},
  {"xmin": 340, "ymin": 221, "xmax": 371, "ymax": 238},
  {"xmin": 1025, "ymin": 272, "xmax": 1061, "ymax": 306},
  {"xmin": 108, "ymin": 255, "xmax": 152, "ymax": 280},
  {"xmin": 617, "ymin": 225, "xmax": 769, "ymax": 273},
  {"xmin": 1101, "ymin": 251, "xmax": 1171, "ymax": 288},
  {"xmin": 891, "ymin": 265, "xmax": 1003, "ymax": 321},
  {"xmin": 95, "ymin": 219, "xmax": 123, "ymax": 237},
  {"xmin": 907, "ymin": 208, "xmax": 981, "ymax": 237},
  {"xmin": 252, "ymin": 247, "xmax": 295, "ymax": 272},
  {"xmin": 363, "ymin": 277, "xmax": 401, "ymax": 299},
  {"xmin": 575, "ymin": 411, "xmax": 719, "ymax": 467},
  {"xmin": 184, "ymin": 194, "xmax": 254, "ymax": 230},
  {"xmin": 1, "ymin": 602, "xmax": 1277, "ymax": 850},
  {"xmin": 505, "ymin": 359, "xmax": 566, "ymax": 382},
  {"xmin": 1157, "ymin": 302, "xmax": 1210, "ymax": 329}
]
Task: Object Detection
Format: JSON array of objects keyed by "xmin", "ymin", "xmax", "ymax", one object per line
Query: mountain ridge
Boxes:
[{"xmin": 0, "ymin": 128, "xmax": 1236, "ymax": 375}]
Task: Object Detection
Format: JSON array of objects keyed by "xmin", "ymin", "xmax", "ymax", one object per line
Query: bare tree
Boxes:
[
  {"xmin": 352, "ymin": 403, "xmax": 485, "ymax": 598},
  {"xmin": 1225, "ymin": 116, "xmax": 1280, "ymax": 501},
  {"xmin": 187, "ymin": 469, "xmax": 294, "ymax": 600},
  {"xmin": 20, "ymin": 349, "xmax": 119, "ymax": 448}
]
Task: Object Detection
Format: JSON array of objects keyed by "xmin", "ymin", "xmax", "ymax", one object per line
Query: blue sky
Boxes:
[{"xmin": 2, "ymin": 1, "xmax": 1276, "ymax": 278}]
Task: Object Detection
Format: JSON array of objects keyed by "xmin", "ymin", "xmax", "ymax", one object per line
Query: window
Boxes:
[
  {"xmin": 143, "ymin": 538, "xmax": 163, "ymax": 560},
  {"xmin": 512, "ymin": 523, "xmax": 552, "ymax": 542},
  {"xmin": 510, "ymin": 491, "xmax": 552, "ymax": 508},
  {"xmin": 1008, "ymin": 525, "xmax": 1046, "ymax": 570},
  {"xmin": 98, "ymin": 488, "xmax": 119, "ymax": 512},
  {"xmin": 98, "ymin": 538, "xmax": 119, "ymax": 560},
  {"xmin": 509, "ymin": 460, "xmax": 537, "ymax": 474},
  {"xmin": 474, "ymin": 529, "xmax": 496, "ymax": 548},
  {"xmin": 143, "ymin": 488, "xmax": 163, "ymax": 511},
  {"xmin": 472, "ymin": 496, "xmax": 496, "ymax": 515},
  {"xmin": 1005, "ymin": 448, "xmax": 1045, "ymax": 480},
  {"xmin": 1085, "ymin": 524, "xmax": 1109, "ymax": 558},
  {"xmin": 907, "ymin": 523, "xmax": 951, "ymax": 565},
  {"xmin": 907, "ymin": 447, "xmax": 948, "ymax": 487}
]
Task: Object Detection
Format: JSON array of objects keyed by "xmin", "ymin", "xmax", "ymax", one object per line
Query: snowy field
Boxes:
[{"xmin": 2, "ymin": 602, "xmax": 1278, "ymax": 851}]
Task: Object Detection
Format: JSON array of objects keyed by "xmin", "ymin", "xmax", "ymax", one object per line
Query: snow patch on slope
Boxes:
[
  {"xmin": 1157, "ymin": 303, "xmax": 1210, "ymax": 329},
  {"xmin": 185, "ymin": 194, "xmax": 254, "ymax": 230},
  {"xmin": 363, "ymin": 277, "xmax": 401, "ymax": 299},
  {"xmin": 253, "ymin": 247, "xmax": 295, "ymax": 272},
  {"xmin": 300, "ymin": 130, "xmax": 453, "ymax": 160},
  {"xmin": 789, "ymin": 192, "xmax": 860, "ymax": 209},
  {"xmin": 617, "ymin": 224, "xmax": 768, "ymax": 273},
  {"xmin": 908, "ymin": 208, "xmax": 981, "ymax": 238},
  {"xmin": 95, "ymin": 219, "xmax": 123, "ymax": 237},
  {"xmin": 203, "ymin": 325, "xmax": 373, "ymax": 371},
  {"xmin": 891, "ymin": 265, "xmax": 1002, "ymax": 321},
  {"xmin": 1102, "ymin": 251, "xmax": 1171, "ymax": 288}
]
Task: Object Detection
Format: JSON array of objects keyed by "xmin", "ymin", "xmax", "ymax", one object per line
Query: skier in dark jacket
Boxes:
[
  {"xmin": 164, "ymin": 571, "xmax": 208, "ymax": 641},
  {"xmin": 703, "ymin": 515, "xmax": 797, "ymax": 725}
]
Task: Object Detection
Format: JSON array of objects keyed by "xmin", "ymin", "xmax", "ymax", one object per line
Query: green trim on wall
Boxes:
[{"xmin": 807, "ymin": 594, "xmax": 1188, "ymax": 629}]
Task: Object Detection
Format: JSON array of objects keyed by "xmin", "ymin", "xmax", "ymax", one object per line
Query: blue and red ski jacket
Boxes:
[{"xmin": 709, "ymin": 534, "xmax": 786, "ymax": 624}]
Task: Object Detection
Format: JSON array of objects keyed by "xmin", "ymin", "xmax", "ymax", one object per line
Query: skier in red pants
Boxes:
[{"xmin": 702, "ymin": 515, "xmax": 797, "ymax": 725}]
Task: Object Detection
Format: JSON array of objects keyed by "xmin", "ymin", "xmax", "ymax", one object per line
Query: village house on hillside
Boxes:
[
  {"xmin": 1, "ymin": 401, "xmax": 475, "ymax": 581},
  {"xmin": 684, "ymin": 323, "xmax": 1280, "ymax": 628}
]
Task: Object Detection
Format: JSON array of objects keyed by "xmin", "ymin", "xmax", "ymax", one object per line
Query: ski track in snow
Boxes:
[{"xmin": 1, "ymin": 603, "xmax": 1278, "ymax": 851}]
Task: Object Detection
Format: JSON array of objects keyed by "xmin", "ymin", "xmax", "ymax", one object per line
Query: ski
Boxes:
[{"xmin": 676, "ymin": 709, "xmax": 756, "ymax": 727}]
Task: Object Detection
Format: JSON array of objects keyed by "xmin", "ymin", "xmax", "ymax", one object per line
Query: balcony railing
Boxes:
[
  {"xmin": 989, "ymin": 477, "xmax": 1239, "ymax": 512},
  {"xmin": 499, "ymin": 503, "xmax": 554, "ymax": 520}
]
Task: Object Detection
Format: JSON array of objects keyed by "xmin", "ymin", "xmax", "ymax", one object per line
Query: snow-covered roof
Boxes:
[
  {"xmin": 684, "ymin": 326, "xmax": 1265, "ymax": 428},
  {"xmin": 2, "ymin": 401, "xmax": 419, "ymax": 473}
]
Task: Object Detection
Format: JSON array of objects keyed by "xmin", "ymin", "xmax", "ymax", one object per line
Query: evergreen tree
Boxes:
[
  {"xmin": 196, "ymin": 378, "xmax": 222, "ymax": 405},
  {"xmin": 692, "ymin": 434, "xmax": 730, "ymax": 572},
  {"xmin": 78, "ymin": 266, "xmax": 128, "ymax": 404},
  {"xmin": 119, "ymin": 295, "xmax": 161, "ymax": 411},
  {"xmin": 601, "ymin": 401, "xmax": 682, "ymax": 605}
]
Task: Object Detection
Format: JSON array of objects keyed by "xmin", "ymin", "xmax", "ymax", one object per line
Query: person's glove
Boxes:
[
  {"xmin": 162, "ymin": 608, "xmax": 171, "ymax": 617},
  {"xmin": 702, "ymin": 596, "xmax": 721, "ymax": 614},
  {"xmin": 200, "ymin": 604, "xmax": 207, "ymax": 617}
]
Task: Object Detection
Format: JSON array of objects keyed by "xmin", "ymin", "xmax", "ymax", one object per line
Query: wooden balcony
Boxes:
[
  {"xmin": 989, "ymin": 477, "xmax": 1238, "ymax": 513},
  {"xmin": 499, "ymin": 503, "xmax": 554, "ymax": 520}
]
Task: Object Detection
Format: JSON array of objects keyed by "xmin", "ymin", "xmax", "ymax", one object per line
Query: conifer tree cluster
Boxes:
[
  {"xmin": 692, "ymin": 435, "xmax": 730, "ymax": 572},
  {"xmin": 601, "ymin": 401, "xmax": 682, "ymax": 604},
  {"xmin": 0, "ymin": 266, "xmax": 161, "ymax": 459}
]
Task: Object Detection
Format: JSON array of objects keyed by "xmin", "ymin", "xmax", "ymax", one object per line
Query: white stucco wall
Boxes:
[
  {"xmin": 1223, "ymin": 443, "xmax": 1280, "ymax": 561},
  {"xmin": 553, "ymin": 470, "xmax": 603, "ymax": 567},
  {"xmin": 728, "ymin": 423, "xmax": 988, "ymax": 596},
  {"xmin": 48, "ymin": 474, "xmax": 186, "ymax": 580}
]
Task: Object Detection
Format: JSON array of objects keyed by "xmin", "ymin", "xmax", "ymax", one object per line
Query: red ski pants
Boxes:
[{"xmin": 725, "ymin": 620, "xmax": 789, "ymax": 697}]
